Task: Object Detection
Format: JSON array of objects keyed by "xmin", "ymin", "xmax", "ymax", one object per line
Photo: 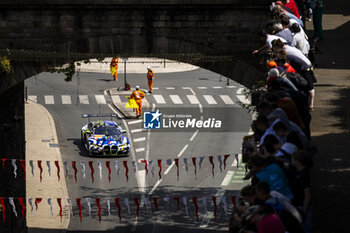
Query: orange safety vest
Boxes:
[
  {"xmin": 111, "ymin": 57, "xmax": 119, "ymax": 68},
  {"xmin": 130, "ymin": 90, "xmax": 145, "ymax": 100},
  {"xmin": 147, "ymin": 70, "xmax": 154, "ymax": 80}
]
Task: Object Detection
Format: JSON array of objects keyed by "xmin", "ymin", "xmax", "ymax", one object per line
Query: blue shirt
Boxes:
[{"xmin": 256, "ymin": 163, "xmax": 294, "ymax": 200}]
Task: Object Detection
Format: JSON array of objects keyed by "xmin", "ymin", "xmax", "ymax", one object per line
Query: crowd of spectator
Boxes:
[{"xmin": 229, "ymin": 1, "xmax": 323, "ymax": 233}]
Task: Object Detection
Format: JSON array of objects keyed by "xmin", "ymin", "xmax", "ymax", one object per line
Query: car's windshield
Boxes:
[{"xmin": 94, "ymin": 127, "xmax": 121, "ymax": 136}]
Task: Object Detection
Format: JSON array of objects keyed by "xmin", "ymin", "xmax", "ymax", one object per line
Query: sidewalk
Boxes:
[
  {"xmin": 76, "ymin": 57, "xmax": 199, "ymax": 74},
  {"xmin": 25, "ymin": 101, "xmax": 69, "ymax": 230},
  {"xmin": 306, "ymin": 1, "xmax": 350, "ymax": 232}
]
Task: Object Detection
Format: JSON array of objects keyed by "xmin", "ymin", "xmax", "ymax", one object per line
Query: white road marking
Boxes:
[
  {"xmin": 189, "ymin": 130, "xmax": 199, "ymax": 142},
  {"xmin": 79, "ymin": 95, "xmax": 89, "ymax": 104},
  {"xmin": 187, "ymin": 95, "xmax": 200, "ymax": 104},
  {"xmin": 197, "ymin": 87, "xmax": 208, "ymax": 89},
  {"xmin": 153, "ymin": 95, "xmax": 166, "ymax": 104},
  {"xmin": 95, "ymin": 95, "xmax": 107, "ymax": 104},
  {"xmin": 138, "ymin": 170, "xmax": 146, "ymax": 193},
  {"xmin": 221, "ymin": 171, "xmax": 234, "ymax": 186},
  {"xmin": 133, "ymin": 137, "xmax": 146, "ymax": 142},
  {"xmin": 236, "ymin": 87, "xmax": 245, "ymax": 95},
  {"xmin": 169, "ymin": 95, "xmax": 183, "ymax": 104},
  {"xmin": 219, "ymin": 95, "xmax": 234, "ymax": 105},
  {"xmin": 149, "ymin": 179, "xmax": 162, "ymax": 195},
  {"xmin": 166, "ymin": 87, "xmax": 175, "ymax": 90},
  {"xmin": 232, "ymin": 154, "xmax": 242, "ymax": 167},
  {"xmin": 199, "ymin": 103, "xmax": 203, "ymax": 113},
  {"xmin": 164, "ymin": 144, "xmax": 188, "ymax": 175},
  {"xmin": 203, "ymin": 95, "xmax": 217, "ymax": 105},
  {"xmin": 135, "ymin": 147, "xmax": 145, "ymax": 153},
  {"xmin": 131, "ymin": 128, "xmax": 144, "ymax": 133},
  {"xmin": 227, "ymin": 86, "xmax": 236, "ymax": 88},
  {"xmin": 212, "ymin": 86, "xmax": 223, "ymax": 89},
  {"xmin": 128, "ymin": 119, "xmax": 143, "ymax": 125},
  {"xmin": 28, "ymin": 95, "xmax": 37, "ymax": 102},
  {"xmin": 61, "ymin": 95, "xmax": 72, "ymax": 104},
  {"xmin": 44, "ymin": 95, "xmax": 54, "ymax": 104},
  {"xmin": 153, "ymin": 87, "xmax": 159, "ymax": 90},
  {"xmin": 200, "ymin": 189, "xmax": 226, "ymax": 228},
  {"xmin": 182, "ymin": 87, "xmax": 196, "ymax": 95},
  {"xmin": 237, "ymin": 95, "xmax": 251, "ymax": 105},
  {"xmin": 111, "ymin": 95, "xmax": 121, "ymax": 103},
  {"xmin": 143, "ymin": 97, "xmax": 149, "ymax": 106}
]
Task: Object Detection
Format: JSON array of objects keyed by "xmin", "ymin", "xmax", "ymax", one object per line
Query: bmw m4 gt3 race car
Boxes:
[{"xmin": 81, "ymin": 114, "xmax": 130, "ymax": 156}]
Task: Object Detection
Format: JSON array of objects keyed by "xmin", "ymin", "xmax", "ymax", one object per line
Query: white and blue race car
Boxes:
[{"xmin": 81, "ymin": 114, "xmax": 130, "ymax": 156}]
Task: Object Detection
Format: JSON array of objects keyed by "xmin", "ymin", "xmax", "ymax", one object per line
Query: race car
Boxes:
[{"xmin": 81, "ymin": 114, "xmax": 130, "ymax": 156}]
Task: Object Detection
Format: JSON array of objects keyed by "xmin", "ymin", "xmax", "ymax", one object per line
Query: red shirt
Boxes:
[
  {"xmin": 285, "ymin": 63, "xmax": 296, "ymax": 73},
  {"xmin": 258, "ymin": 214, "xmax": 285, "ymax": 233},
  {"xmin": 284, "ymin": 0, "xmax": 300, "ymax": 18}
]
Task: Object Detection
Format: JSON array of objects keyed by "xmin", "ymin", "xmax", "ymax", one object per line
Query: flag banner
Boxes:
[
  {"xmin": 114, "ymin": 161, "xmax": 120, "ymax": 178},
  {"xmin": 212, "ymin": 196, "xmax": 217, "ymax": 220},
  {"xmin": 218, "ymin": 155, "xmax": 223, "ymax": 173},
  {"xmin": 29, "ymin": 160, "xmax": 34, "ymax": 177},
  {"xmin": 157, "ymin": 160, "xmax": 162, "ymax": 180},
  {"xmin": 97, "ymin": 161, "xmax": 102, "ymax": 181},
  {"xmin": 35, "ymin": 198, "xmax": 42, "ymax": 211},
  {"xmin": 54, "ymin": 161, "xmax": 60, "ymax": 182},
  {"xmin": 199, "ymin": 157, "xmax": 205, "ymax": 170},
  {"xmin": 80, "ymin": 161, "xmax": 86, "ymax": 179},
  {"xmin": 191, "ymin": 157, "xmax": 197, "ymax": 179},
  {"xmin": 72, "ymin": 161, "xmax": 78, "ymax": 183},
  {"xmin": 48, "ymin": 198, "xmax": 53, "ymax": 216},
  {"xmin": 209, "ymin": 156, "xmax": 215, "ymax": 177},
  {"xmin": 63, "ymin": 161, "xmax": 69, "ymax": 176},
  {"xmin": 9, "ymin": 197, "xmax": 17, "ymax": 217},
  {"xmin": 1, "ymin": 158, "xmax": 6, "ymax": 171},
  {"xmin": 105, "ymin": 198, "xmax": 111, "ymax": 216},
  {"xmin": 20, "ymin": 160, "xmax": 26, "ymax": 181},
  {"xmin": 57, "ymin": 198, "xmax": 63, "ymax": 222},
  {"xmin": 106, "ymin": 161, "xmax": 111, "ymax": 183},
  {"xmin": 114, "ymin": 198, "xmax": 121, "ymax": 222},
  {"xmin": 88, "ymin": 161, "xmax": 95, "ymax": 183},
  {"xmin": 183, "ymin": 158, "xmax": 188, "ymax": 174},
  {"xmin": 18, "ymin": 197, "xmax": 25, "ymax": 220},
  {"xmin": 192, "ymin": 197, "xmax": 199, "ymax": 221},
  {"xmin": 123, "ymin": 161, "xmax": 129, "ymax": 182},
  {"xmin": 224, "ymin": 154, "xmax": 230, "ymax": 170},
  {"xmin": 12, "ymin": 159, "xmax": 17, "ymax": 178},
  {"xmin": 149, "ymin": 160, "xmax": 154, "ymax": 177},
  {"xmin": 46, "ymin": 161, "xmax": 51, "ymax": 177}
]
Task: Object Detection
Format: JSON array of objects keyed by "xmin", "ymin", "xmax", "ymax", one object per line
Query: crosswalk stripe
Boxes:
[
  {"xmin": 28, "ymin": 95, "xmax": 37, "ymax": 102},
  {"xmin": 44, "ymin": 95, "xmax": 54, "ymax": 104},
  {"xmin": 153, "ymin": 95, "xmax": 166, "ymax": 104},
  {"xmin": 197, "ymin": 87, "xmax": 208, "ymax": 89},
  {"xmin": 61, "ymin": 95, "xmax": 72, "ymax": 104},
  {"xmin": 186, "ymin": 95, "xmax": 200, "ymax": 104},
  {"xmin": 95, "ymin": 95, "xmax": 107, "ymax": 104},
  {"xmin": 166, "ymin": 87, "xmax": 175, "ymax": 90},
  {"xmin": 153, "ymin": 87, "xmax": 159, "ymax": 90},
  {"xmin": 135, "ymin": 147, "xmax": 145, "ymax": 153},
  {"xmin": 219, "ymin": 95, "xmax": 234, "ymax": 105},
  {"xmin": 236, "ymin": 87, "xmax": 245, "ymax": 95},
  {"xmin": 203, "ymin": 95, "xmax": 217, "ymax": 105},
  {"xmin": 169, "ymin": 95, "xmax": 183, "ymax": 104},
  {"xmin": 111, "ymin": 95, "xmax": 121, "ymax": 103},
  {"xmin": 133, "ymin": 137, "xmax": 146, "ymax": 142},
  {"xmin": 128, "ymin": 120, "xmax": 143, "ymax": 125},
  {"xmin": 143, "ymin": 97, "xmax": 149, "ymax": 106},
  {"xmin": 131, "ymin": 128, "xmax": 145, "ymax": 133},
  {"xmin": 227, "ymin": 86, "xmax": 236, "ymax": 88},
  {"xmin": 237, "ymin": 95, "xmax": 251, "ymax": 105},
  {"xmin": 212, "ymin": 86, "xmax": 223, "ymax": 89},
  {"xmin": 79, "ymin": 95, "xmax": 89, "ymax": 104}
]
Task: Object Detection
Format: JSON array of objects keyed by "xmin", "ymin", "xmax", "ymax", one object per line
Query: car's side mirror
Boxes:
[{"xmin": 121, "ymin": 129, "xmax": 127, "ymax": 134}]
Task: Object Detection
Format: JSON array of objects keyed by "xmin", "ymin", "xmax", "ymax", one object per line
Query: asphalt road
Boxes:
[{"xmin": 25, "ymin": 67, "xmax": 251, "ymax": 233}]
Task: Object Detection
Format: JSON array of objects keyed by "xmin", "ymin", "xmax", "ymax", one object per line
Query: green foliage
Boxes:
[
  {"xmin": 0, "ymin": 56, "xmax": 11, "ymax": 74},
  {"xmin": 48, "ymin": 62, "xmax": 76, "ymax": 82}
]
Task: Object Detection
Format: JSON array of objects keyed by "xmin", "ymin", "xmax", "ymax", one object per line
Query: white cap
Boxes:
[
  {"xmin": 135, "ymin": 85, "xmax": 140, "ymax": 89},
  {"xmin": 268, "ymin": 68, "xmax": 279, "ymax": 77},
  {"xmin": 147, "ymin": 66, "xmax": 151, "ymax": 70}
]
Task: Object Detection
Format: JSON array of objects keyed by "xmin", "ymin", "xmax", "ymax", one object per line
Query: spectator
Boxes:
[
  {"xmin": 243, "ymin": 205, "xmax": 286, "ymax": 233},
  {"xmin": 252, "ymin": 29, "xmax": 287, "ymax": 55},
  {"xmin": 274, "ymin": 22, "xmax": 293, "ymax": 45},
  {"xmin": 291, "ymin": 150, "xmax": 313, "ymax": 233},
  {"xmin": 310, "ymin": 0, "xmax": 324, "ymax": 40},
  {"xmin": 281, "ymin": 0, "xmax": 301, "ymax": 19},
  {"xmin": 251, "ymin": 155, "xmax": 294, "ymax": 200},
  {"xmin": 255, "ymin": 182, "xmax": 305, "ymax": 233},
  {"xmin": 291, "ymin": 23, "xmax": 310, "ymax": 57},
  {"xmin": 273, "ymin": 121, "xmax": 312, "ymax": 151}
]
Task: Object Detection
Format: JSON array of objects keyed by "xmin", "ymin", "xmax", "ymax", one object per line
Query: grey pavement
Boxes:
[{"xmin": 305, "ymin": 1, "xmax": 350, "ymax": 232}]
